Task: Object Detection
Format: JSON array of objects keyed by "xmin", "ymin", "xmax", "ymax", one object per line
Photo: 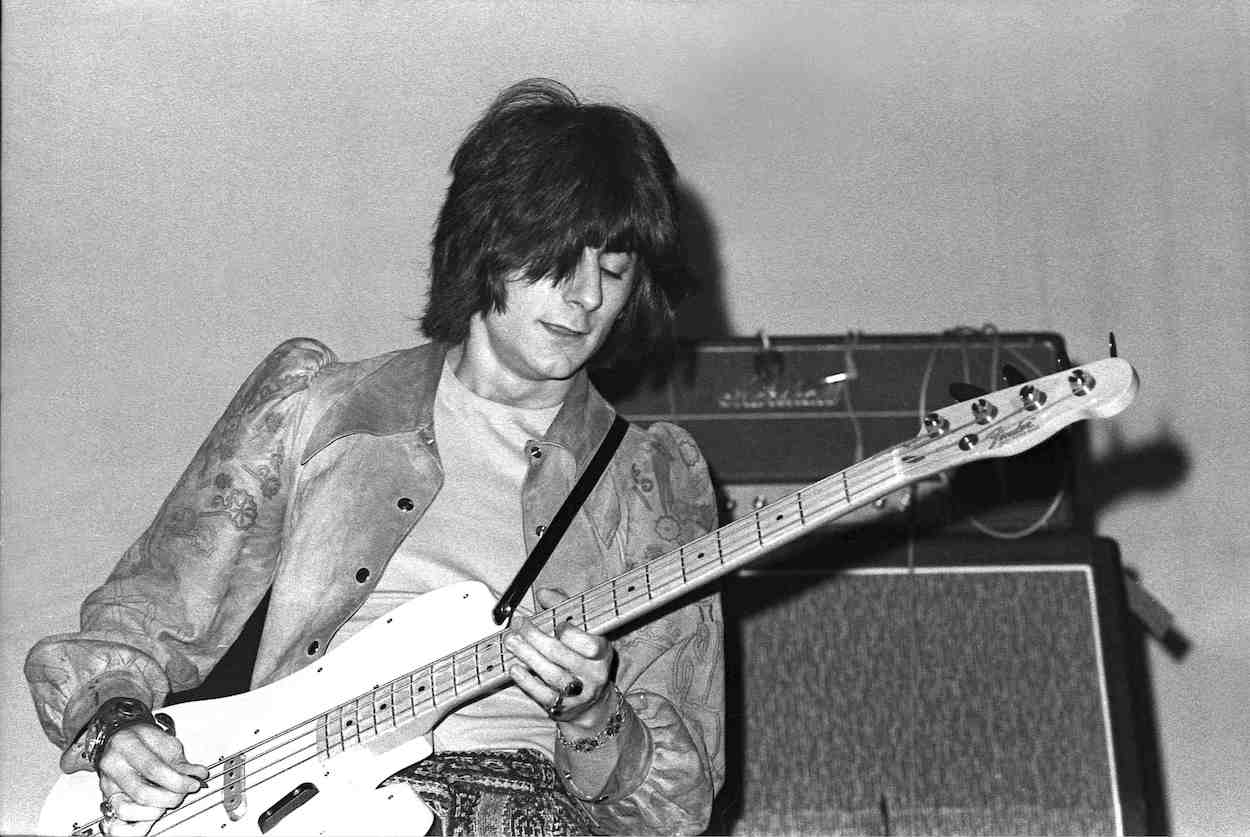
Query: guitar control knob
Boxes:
[
  {"xmin": 923, "ymin": 413, "xmax": 950, "ymax": 437},
  {"xmin": 972, "ymin": 398, "xmax": 998, "ymax": 425},
  {"xmin": 959, "ymin": 433, "xmax": 979, "ymax": 451},
  {"xmin": 1069, "ymin": 369, "xmax": 1095, "ymax": 396},
  {"xmin": 1019, "ymin": 384, "xmax": 1046, "ymax": 411}
]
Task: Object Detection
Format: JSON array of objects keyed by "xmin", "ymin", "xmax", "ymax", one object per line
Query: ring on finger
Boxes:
[
  {"xmin": 99, "ymin": 796, "xmax": 118, "ymax": 821},
  {"xmin": 547, "ymin": 691, "xmax": 565, "ymax": 719},
  {"xmin": 563, "ymin": 678, "xmax": 584, "ymax": 698}
]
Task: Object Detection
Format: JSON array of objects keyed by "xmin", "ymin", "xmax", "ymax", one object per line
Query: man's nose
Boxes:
[{"xmin": 563, "ymin": 248, "xmax": 604, "ymax": 311}]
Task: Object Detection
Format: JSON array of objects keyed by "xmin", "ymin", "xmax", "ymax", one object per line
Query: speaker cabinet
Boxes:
[{"xmin": 714, "ymin": 535, "xmax": 1148, "ymax": 835}]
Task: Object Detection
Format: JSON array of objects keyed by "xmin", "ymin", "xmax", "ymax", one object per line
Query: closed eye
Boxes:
[{"xmin": 599, "ymin": 253, "xmax": 635, "ymax": 280}]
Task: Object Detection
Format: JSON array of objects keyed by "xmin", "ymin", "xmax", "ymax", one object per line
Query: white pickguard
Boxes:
[{"xmin": 38, "ymin": 581, "xmax": 504, "ymax": 837}]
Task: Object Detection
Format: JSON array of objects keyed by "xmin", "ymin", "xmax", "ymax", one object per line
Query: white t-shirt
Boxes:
[{"xmin": 329, "ymin": 359, "xmax": 562, "ymax": 756}]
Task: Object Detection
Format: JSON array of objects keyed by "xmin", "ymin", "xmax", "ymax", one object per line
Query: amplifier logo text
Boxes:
[{"xmin": 717, "ymin": 379, "xmax": 846, "ymax": 410}]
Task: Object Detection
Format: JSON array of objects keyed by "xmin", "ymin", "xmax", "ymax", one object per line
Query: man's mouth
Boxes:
[{"xmin": 542, "ymin": 322, "xmax": 589, "ymax": 337}]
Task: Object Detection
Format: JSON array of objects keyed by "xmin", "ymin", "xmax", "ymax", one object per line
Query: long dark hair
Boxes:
[{"xmin": 421, "ymin": 78, "xmax": 692, "ymax": 365}]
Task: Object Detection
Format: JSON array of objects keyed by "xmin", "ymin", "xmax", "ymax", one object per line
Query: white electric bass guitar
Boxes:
[{"xmin": 40, "ymin": 357, "xmax": 1138, "ymax": 836}]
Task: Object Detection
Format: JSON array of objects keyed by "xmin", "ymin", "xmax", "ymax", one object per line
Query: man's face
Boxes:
[{"xmin": 472, "ymin": 247, "xmax": 636, "ymax": 391}]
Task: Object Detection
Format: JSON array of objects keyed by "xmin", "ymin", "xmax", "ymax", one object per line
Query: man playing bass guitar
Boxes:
[{"xmin": 26, "ymin": 78, "xmax": 725, "ymax": 836}]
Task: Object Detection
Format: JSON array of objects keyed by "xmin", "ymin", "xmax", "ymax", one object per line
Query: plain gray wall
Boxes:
[{"xmin": 4, "ymin": 1, "xmax": 1248, "ymax": 833}]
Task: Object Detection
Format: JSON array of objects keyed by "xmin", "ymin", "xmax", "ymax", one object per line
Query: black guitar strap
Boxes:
[{"xmin": 491, "ymin": 414, "xmax": 630, "ymax": 626}]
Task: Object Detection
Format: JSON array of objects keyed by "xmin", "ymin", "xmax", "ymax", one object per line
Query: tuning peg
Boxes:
[
  {"xmin": 1109, "ymin": 331, "xmax": 1118, "ymax": 358},
  {"xmin": 949, "ymin": 382, "xmax": 989, "ymax": 402},
  {"xmin": 1001, "ymin": 363, "xmax": 1028, "ymax": 386}
]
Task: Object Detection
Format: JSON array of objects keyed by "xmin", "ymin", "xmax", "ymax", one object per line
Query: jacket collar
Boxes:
[{"xmin": 302, "ymin": 342, "xmax": 618, "ymax": 467}]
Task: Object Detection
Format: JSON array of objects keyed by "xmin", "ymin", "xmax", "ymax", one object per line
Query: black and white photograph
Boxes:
[{"xmin": 2, "ymin": 2, "xmax": 1247, "ymax": 835}]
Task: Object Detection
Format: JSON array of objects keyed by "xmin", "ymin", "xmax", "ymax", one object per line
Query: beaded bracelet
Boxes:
[
  {"xmin": 76, "ymin": 697, "xmax": 157, "ymax": 769},
  {"xmin": 557, "ymin": 686, "xmax": 624, "ymax": 753}
]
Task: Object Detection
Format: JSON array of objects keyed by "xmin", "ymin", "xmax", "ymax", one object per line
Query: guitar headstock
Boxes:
[{"xmin": 903, "ymin": 357, "xmax": 1139, "ymax": 471}]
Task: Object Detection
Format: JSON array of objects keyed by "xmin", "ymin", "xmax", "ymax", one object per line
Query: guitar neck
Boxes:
[{"xmin": 560, "ymin": 442, "xmax": 916, "ymax": 636}]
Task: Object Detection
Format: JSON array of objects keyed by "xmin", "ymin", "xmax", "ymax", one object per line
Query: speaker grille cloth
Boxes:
[{"xmin": 730, "ymin": 568, "xmax": 1118, "ymax": 835}]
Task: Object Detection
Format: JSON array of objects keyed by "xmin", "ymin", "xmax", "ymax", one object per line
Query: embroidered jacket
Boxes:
[{"xmin": 25, "ymin": 339, "xmax": 725, "ymax": 835}]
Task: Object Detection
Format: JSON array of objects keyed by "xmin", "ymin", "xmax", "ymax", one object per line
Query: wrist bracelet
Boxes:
[
  {"xmin": 557, "ymin": 686, "xmax": 624, "ymax": 753},
  {"xmin": 77, "ymin": 697, "xmax": 156, "ymax": 769}
]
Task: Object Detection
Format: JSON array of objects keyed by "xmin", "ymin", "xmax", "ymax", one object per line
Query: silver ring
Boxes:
[
  {"xmin": 99, "ymin": 797, "xmax": 116, "ymax": 821},
  {"xmin": 546, "ymin": 691, "xmax": 565, "ymax": 718}
]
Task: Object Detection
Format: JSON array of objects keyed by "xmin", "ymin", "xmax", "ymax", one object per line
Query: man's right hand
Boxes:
[{"xmin": 96, "ymin": 723, "xmax": 208, "ymax": 835}]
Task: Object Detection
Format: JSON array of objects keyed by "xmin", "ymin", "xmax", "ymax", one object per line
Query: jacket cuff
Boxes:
[
  {"xmin": 555, "ymin": 694, "xmax": 651, "ymax": 804},
  {"xmin": 59, "ymin": 673, "xmax": 155, "ymax": 773}
]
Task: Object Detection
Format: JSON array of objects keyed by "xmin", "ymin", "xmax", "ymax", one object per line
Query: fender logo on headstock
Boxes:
[{"xmin": 984, "ymin": 417, "xmax": 1038, "ymax": 449}]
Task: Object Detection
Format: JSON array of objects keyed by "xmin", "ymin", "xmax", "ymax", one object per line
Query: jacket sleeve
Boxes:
[
  {"xmin": 24, "ymin": 338, "xmax": 335, "ymax": 762},
  {"xmin": 557, "ymin": 421, "xmax": 725, "ymax": 835}
]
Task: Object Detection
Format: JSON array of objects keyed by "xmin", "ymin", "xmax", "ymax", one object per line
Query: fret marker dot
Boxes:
[
  {"xmin": 345, "ymin": 720, "xmax": 354, "ymax": 727},
  {"xmin": 379, "ymin": 704, "xmax": 387, "ymax": 711},
  {"xmin": 628, "ymin": 585, "xmax": 636, "ymax": 593}
]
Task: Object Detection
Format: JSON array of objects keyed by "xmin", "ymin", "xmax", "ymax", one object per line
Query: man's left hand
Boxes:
[{"xmin": 504, "ymin": 587, "xmax": 616, "ymax": 732}]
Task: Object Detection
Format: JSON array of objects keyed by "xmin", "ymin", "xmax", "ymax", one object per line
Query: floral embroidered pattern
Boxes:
[
  {"xmin": 242, "ymin": 445, "xmax": 285, "ymax": 499},
  {"xmin": 208, "ymin": 474, "xmax": 259, "ymax": 530}
]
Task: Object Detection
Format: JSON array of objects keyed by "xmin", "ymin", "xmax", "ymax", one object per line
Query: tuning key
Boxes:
[
  {"xmin": 1069, "ymin": 368, "xmax": 1096, "ymax": 396},
  {"xmin": 972, "ymin": 398, "xmax": 998, "ymax": 424},
  {"xmin": 923, "ymin": 413, "xmax": 950, "ymax": 437},
  {"xmin": 1020, "ymin": 384, "xmax": 1047, "ymax": 410}
]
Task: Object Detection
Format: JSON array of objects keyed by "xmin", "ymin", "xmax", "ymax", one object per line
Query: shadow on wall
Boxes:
[
  {"xmin": 674, "ymin": 182, "xmax": 731, "ymax": 342},
  {"xmin": 594, "ymin": 182, "xmax": 730, "ymax": 400}
]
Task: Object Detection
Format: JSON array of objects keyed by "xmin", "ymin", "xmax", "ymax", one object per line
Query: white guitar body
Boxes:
[{"xmin": 39, "ymin": 581, "xmax": 505, "ymax": 837}]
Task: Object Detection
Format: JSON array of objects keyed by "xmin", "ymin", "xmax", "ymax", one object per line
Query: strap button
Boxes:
[{"xmin": 397, "ymin": 497, "xmax": 415, "ymax": 511}]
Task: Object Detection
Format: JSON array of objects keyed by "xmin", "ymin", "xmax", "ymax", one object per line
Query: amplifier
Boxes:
[
  {"xmin": 596, "ymin": 331, "xmax": 1085, "ymax": 535},
  {"xmin": 712, "ymin": 534, "xmax": 1151, "ymax": 835}
]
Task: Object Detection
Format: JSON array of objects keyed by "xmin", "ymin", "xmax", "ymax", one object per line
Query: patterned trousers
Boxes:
[{"xmin": 386, "ymin": 749, "xmax": 597, "ymax": 836}]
